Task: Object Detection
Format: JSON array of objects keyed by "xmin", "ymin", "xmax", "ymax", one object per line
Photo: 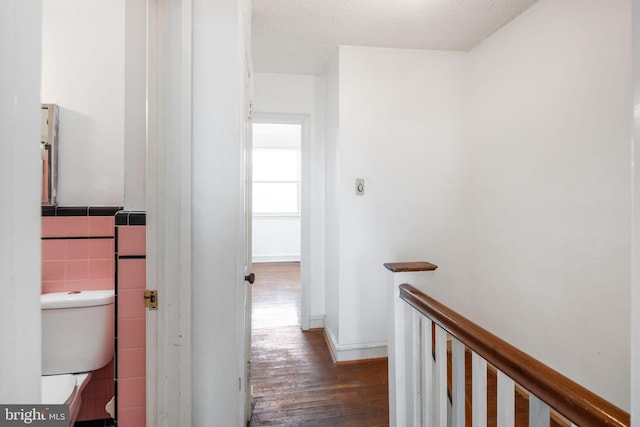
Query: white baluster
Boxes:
[
  {"xmin": 529, "ymin": 395, "xmax": 550, "ymax": 427},
  {"xmin": 389, "ymin": 283, "xmax": 407, "ymax": 427},
  {"xmin": 422, "ymin": 317, "xmax": 434, "ymax": 427},
  {"xmin": 497, "ymin": 371, "xmax": 515, "ymax": 427},
  {"xmin": 472, "ymin": 353, "xmax": 487, "ymax": 427},
  {"xmin": 435, "ymin": 326, "xmax": 448, "ymax": 426},
  {"xmin": 451, "ymin": 338, "xmax": 465, "ymax": 427},
  {"xmin": 410, "ymin": 309, "xmax": 421, "ymax": 426},
  {"xmin": 404, "ymin": 305, "xmax": 418, "ymax": 426}
]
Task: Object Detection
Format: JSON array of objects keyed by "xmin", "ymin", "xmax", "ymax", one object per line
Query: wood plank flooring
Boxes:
[{"xmin": 249, "ymin": 262, "xmax": 389, "ymax": 426}]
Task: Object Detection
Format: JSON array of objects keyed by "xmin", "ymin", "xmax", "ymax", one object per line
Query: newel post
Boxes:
[{"xmin": 384, "ymin": 262, "xmax": 438, "ymax": 427}]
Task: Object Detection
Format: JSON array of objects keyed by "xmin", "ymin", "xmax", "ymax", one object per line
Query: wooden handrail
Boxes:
[{"xmin": 399, "ymin": 284, "xmax": 630, "ymax": 427}]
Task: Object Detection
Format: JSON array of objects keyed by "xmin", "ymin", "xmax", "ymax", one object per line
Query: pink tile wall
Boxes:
[
  {"xmin": 117, "ymin": 225, "xmax": 146, "ymax": 427},
  {"xmin": 41, "ymin": 216, "xmax": 115, "ymax": 294},
  {"xmin": 118, "ymin": 226, "xmax": 146, "ymax": 256},
  {"xmin": 42, "ymin": 216, "xmax": 115, "ymax": 238},
  {"xmin": 41, "ymin": 214, "xmax": 117, "ymax": 422}
]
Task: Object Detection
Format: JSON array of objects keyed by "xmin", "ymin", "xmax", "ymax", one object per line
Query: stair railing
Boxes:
[{"xmin": 385, "ymin": 262, "xmax": 630, "ymax": 427}]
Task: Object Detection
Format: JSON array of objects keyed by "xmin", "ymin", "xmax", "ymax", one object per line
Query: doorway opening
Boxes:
[
  {"xmin": 251, "ymin": 122, "xmax": 302, "ymax": 264},
  {"xmin": 251, "ymin": 116, "xmax": 309, "ymax": 330}
]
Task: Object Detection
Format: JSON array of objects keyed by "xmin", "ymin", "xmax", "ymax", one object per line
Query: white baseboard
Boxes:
[
  {"xmin": 252, "ymin": 254, "xmax": 300, "ymax": 263},
  {"xmin": 323, "ymin": 324, "xmax": 387, "ymax": 362},
  {"xmin": 309, "ymin": 315, "xmax": 325, "ymax": 329}
]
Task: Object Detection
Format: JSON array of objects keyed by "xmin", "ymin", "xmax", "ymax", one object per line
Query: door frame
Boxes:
[
  {"xmin": 146, "ymin": 0, "xmax": 193, "ymax": 426},
  {"xmin": 251, "ymin": 113, "xmax": 311, "ymax": 330}
]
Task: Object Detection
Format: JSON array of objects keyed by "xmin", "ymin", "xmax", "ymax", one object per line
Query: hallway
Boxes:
[{"xmin": 249, "ymin": 262, "xmax": 389, "ymax": 426}]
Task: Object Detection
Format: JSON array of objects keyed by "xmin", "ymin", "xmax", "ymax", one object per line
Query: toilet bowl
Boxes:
[
  {"xmin": 41, "ymin": 290, "xmax": 115, "ymax": 426},
  {"xmin": 41, "ymin": 372, "xmax": 92, "ymax": 425}
]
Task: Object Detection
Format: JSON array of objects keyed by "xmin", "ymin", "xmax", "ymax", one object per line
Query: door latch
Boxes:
[{"xmin": 144, "ymin": 290, "xmax": 158, "ymax": 310}]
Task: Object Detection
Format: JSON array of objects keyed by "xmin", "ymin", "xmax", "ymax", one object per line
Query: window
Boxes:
[{"xmin": 252, "ymin": 123, "xmax": 301, "ymax": 215}]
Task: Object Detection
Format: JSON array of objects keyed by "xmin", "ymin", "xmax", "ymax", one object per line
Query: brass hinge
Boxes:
[{"xmin": 144, "ymin": 290, "xmax": 158, "ymax": 310}]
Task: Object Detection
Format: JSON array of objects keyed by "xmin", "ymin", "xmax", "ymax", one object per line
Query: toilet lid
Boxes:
[{"xmin": 42, "ymin": 374, "xmax": 77, "ymax": 404}]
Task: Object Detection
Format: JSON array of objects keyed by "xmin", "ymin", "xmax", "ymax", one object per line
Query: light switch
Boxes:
[{"xmin": 355, "ymin": 178, "xmax": 365, "ymax": 196}]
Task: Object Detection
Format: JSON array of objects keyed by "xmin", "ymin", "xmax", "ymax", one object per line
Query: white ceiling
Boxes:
[{"xmin": 252, "ymin": 0, "xmax": 540, "ymax": 75}]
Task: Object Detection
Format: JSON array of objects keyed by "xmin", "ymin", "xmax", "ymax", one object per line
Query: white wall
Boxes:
[
  {"xmin": 41, "ymin": 0, "xmax": 125, "ymax": 206},
  {"xmin": 253, "ymin": 73, "xmax": 327, "ymax": 323},
  {"xmin": 326, "ymin": 46, "xmax": 469, "ymax": 359},
  {"xmin": 124, "ymin": 0, "xmax": 146, "ymax": 210},
  {"xmin": 322, "ymin": 2, "xmax": 632, "ymax": 408},
  {"xmin": 0, "ymin": 0, "xmax": 42, "ymax": 404},
  {"xmin": 252, "ymin": 216, "xmax": 300, "ymax": 262},
  {"xmin": 324, "ymin": 53, "xmax": 341, "ymax": 340},
  {"xmin": 465, "ymin": 0, "xmax": 631, "ymax": 410}
]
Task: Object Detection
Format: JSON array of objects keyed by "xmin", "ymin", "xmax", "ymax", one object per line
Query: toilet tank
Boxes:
[{"xmin": 41, "ymin": 290, "xmax": 115, "ymax": 375}]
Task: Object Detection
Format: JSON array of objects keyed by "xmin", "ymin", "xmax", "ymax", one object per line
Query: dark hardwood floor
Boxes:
[{"xmin": 249, "ymin": 262, "xmax": 389, "ymax": 426}]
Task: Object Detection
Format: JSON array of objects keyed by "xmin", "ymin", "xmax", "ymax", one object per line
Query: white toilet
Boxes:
[{"xmin": 41, "ymin": 290, "xmax": 115, "ymax": 426}]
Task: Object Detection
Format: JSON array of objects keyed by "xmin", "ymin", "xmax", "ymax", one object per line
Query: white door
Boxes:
[{"xmin": 242, "ymin": 65, "xmax": 254, "ymax": 423}]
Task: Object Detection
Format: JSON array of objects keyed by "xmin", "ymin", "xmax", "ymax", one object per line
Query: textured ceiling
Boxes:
[{"xmin": 252, "ymin": 0, "xmax": 540, "ymax": 75}]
